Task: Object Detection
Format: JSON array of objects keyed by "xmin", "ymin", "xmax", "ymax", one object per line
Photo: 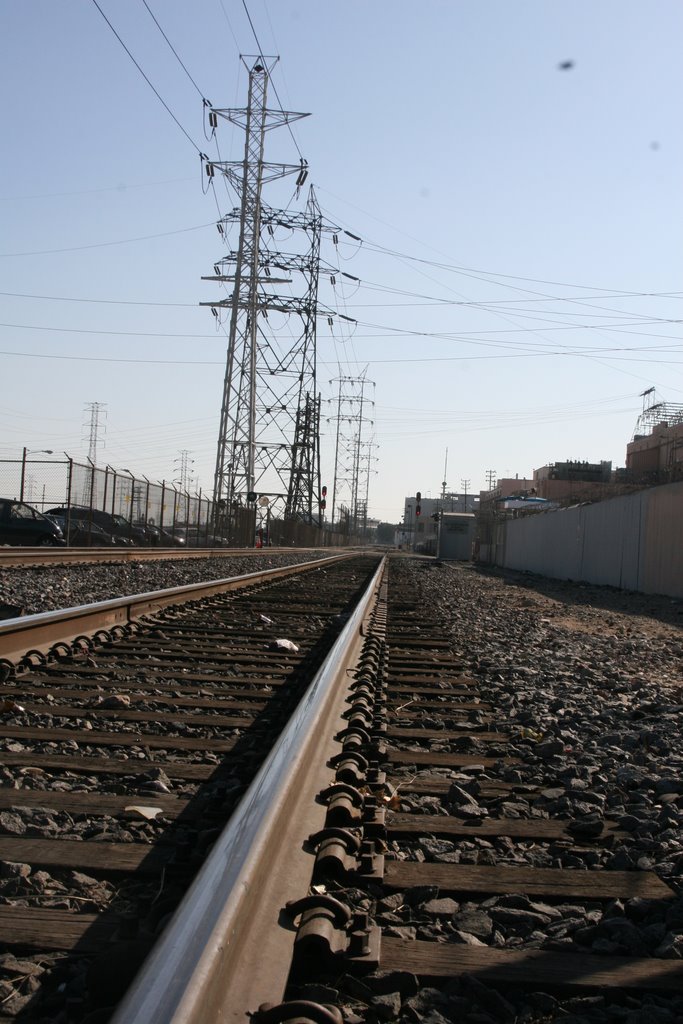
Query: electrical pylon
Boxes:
[
  {"xmin": 82, "ymin": 401, "xmax": 106, "ymax": 506},
  {"xmin": 84, "ymin": 402, "xmax": 106, "ymax": 465},
  {"xmin": 201, "ymin": 57, "xmax": 335, "ymax": 533},
  {"xmin": 327, "ymin": 371, "xmax": 375, "ymax": 530}
]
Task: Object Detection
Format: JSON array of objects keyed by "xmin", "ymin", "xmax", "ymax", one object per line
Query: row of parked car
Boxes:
[{"xmin": 0, "ymin": 499, "xmax": 219, "ymax": 547}]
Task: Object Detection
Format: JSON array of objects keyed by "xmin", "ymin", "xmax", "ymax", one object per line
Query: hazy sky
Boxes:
[{"xmin": 1, "ymin": 1, "xmax": 681, "ymax": 521}]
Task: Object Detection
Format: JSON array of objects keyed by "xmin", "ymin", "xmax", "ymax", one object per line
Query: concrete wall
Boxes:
[{"xmin": 492, "ymin": 481, "xmax": 683, "ymax": 598}]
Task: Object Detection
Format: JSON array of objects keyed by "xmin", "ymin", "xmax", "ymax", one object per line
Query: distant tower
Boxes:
[
  {"xmin": 174, "ymin": 450, "xmax": 195, "ymax": 492},
  {"xmin": 328, "ymin": 371, "xmax": 375, "ymax": 530},
  {"xmin": 82, "ymin": 402, "xmax": 106, "ymax": 506},
  {"xmin": 84, "ymin": 402, "xmax": 106, "ymax": 466},
  {"xmin": 201, "ymin": 58, "xmax": 335, "ymax": 536}
]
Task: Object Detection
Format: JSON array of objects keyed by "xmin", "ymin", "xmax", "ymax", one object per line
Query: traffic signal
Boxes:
[{"xmin": 247, "ymin": 491, "xmax": 257, "ymax": 502}]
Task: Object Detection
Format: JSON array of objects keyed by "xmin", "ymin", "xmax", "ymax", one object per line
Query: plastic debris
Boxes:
[
  {"xmin": 124, "ymin": 805, "xmax": 164, "ymax": 820},
  {"xmin": 270, "ymin": 638, "xmax": 299, "ymax": 653},
  {"xmin": 259, "ymin": 614, "xmax": 274, "ymax": 626},
  {"xmin": 515, "ymin": 726, "xmax": 544, "ymax": 741}
]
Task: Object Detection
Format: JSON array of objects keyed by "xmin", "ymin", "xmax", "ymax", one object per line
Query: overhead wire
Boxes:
[
  {"xmin": 0, "ymin": 221, "xmax": 214, "ymax": 259},
  {"xmin": 90, "ymin": 0, "xmax": 203, "ymax": 154},
  {"xmin": 141, "ymin": 0, "xmax": 208, "ymax": 103},
  {"xmin": 319, "ymin": 199, "xmax": 681, "ymax": 390},
  {"xmin": 0, "ymin": 176, "xmax": 195, "ymax": 203}
]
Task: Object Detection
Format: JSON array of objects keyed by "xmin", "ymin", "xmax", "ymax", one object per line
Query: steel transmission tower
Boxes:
[
  {"xmin": 328, "ymin": 372, "xmax": 375, "ymax": 530},
  {"xmin": 84, "ymin": 402, "xmax": 106, "ymax": 465},
  {"xmin": 201, "ymin": 57, "xmax": 334, "ymax": 532},
  {"xmin": 82, "ymin": 402, "xmax": 106, "ymax": 506}
]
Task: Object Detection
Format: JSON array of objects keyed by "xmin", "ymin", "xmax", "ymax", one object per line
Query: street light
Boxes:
[{"xmin": 20, "ymin": 448, "xmax": 54, "ymax": 501}]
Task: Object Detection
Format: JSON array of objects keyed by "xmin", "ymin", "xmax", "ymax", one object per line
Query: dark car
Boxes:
[
  {"xmin": 47, "ymin": 513, "xmax": 121, "ymax": 547},
  {"xmin": 133, "ymin": 522, "xmax": 185, "ymax": 547},
  {"xmin": 175, "ymin": 527, "xmax": 228, "ymax": 547},
  {"xmin": 46, "ymin": 507, "xmax": 148, "ymax": 545},
  {"xmin": 0, "ymin": 499, "xmax": 65, "ymax": 546}
]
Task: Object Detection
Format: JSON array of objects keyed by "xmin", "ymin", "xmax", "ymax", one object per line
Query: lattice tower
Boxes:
[
  {"xmin": 328, "ymin": 373, "xmax": 375, "ymax": 530},
  {"xmin": 201, "ymin": 58, "xmax": 336, "ymax": 533}
]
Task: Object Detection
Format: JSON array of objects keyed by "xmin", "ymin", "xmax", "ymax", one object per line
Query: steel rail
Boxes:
[
  {"xmin": 0, "ymin": 553, "xmax": 353, "ymax": 667},
  {"xmin": 111, "ymin": 556, "xmax": 385, "ymax": 1024},
  {"xmin": 0, "ymin": 545, "xmax": 332, "ymax": 567}
]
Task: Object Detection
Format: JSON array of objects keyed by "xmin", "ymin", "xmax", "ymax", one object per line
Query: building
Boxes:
[
  {"xmin": 400, "ymin": 492, "xmax": 480, "ymax": 553},
  {"xmin": 627, "ymin": 421, "xmax": 683, "ymax": 482},
  {"xmin": 532, "ymin": 461, "xmax": 614, "ymax": 504}
]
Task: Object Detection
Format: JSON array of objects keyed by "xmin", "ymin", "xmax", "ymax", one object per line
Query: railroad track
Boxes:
[
  {"xmin": 229, "ymin": 557, "xmax": 683, "ymax": 1023},
  {"xmin": 0, "ymin": 552, "xmax": 383, "ymax": 1022},
  {"xmin": 0, "ymin": 545, "xmax": 309, "ymax": 568},
  {"xmin": 1, "ymin": 554, "xmax": 682, "ymax": 1023}
]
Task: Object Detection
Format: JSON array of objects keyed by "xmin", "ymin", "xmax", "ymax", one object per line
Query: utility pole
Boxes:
[
  {"xmin": 461, "ymin": 477, "xmax": 470, "ymax": 512},
  {"xmin": 485, "ymin": 468, "xmax": 497, "ymax": 491},
  {"xmin": 201, "ymin": 58, "xmax": 336, "ymax": 537},
  {"xmin": 441, "ymin": 447, "xmax": 448, "ymax": 503}
]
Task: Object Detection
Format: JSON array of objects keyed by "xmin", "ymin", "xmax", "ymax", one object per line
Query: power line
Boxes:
[
  {"xmin": 4, "ymin": 347, "xmax": 683, "ymax": 370},
  {"xmin": 0, "ymin": 290, "xmax": 197, "ymax": 308},
  {"xmin": 90, "ymin": 0, "xmax": 203, "ymax": 153},
  {"xmin": 0, "ymin": 176, "xmax": 194, "ymax": 203},
  {"xmin": 318, "ymin": 191, "xmax": 658, "ymax": 297},
  {"xmin": 141, "ymin": 0, "xmax": 208, "ymax": 102},
  {"xmin": 0, "ymin": 221, "xmax": 214, "ymax": 258},
  {"xmin": 0, "ymin": 321, "xmax": 225, "ymax": 340},
  {"xmin": 0, "ymin": 349, "xmax": 223, "ymax": 366}
]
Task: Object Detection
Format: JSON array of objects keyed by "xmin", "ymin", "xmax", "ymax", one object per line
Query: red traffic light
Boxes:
[
  {"xmin": 320, "ymin": 499, "xmax": 327, "ymax": 509},
  {"xmin": 415, "ymin": 504, "xmax": 421, "ymax": 517},
  {"xmin": 322, "ymin": 485, "xmax": 327, "ymax": 497}
]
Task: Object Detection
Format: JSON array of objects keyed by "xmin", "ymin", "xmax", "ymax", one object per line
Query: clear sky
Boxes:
[{"xmin": 1, "ymin": 0, "xmax": 681, "ymax": 522}]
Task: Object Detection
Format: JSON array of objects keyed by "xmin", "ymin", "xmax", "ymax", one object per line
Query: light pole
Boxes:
[{"xmin": 20, "ymin": 448, "xmax": 53, "ymax": 502}]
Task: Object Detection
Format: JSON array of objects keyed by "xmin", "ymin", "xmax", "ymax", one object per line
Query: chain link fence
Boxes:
[{"xmin": 0, "ymin": 453, "xmax": 354, "ymax": 548}]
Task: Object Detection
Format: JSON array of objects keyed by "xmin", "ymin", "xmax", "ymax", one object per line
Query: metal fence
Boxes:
[
  {"xmin": 482, "ymin": 480, "xmax": 683, "ymax": 599},
  {"xmin": 0, "ymin": 454, "xmax": 225, "ymax": 547},
  {"xmin": 0, "ymin": 452, "xmax": 353, "ymax": 549}
]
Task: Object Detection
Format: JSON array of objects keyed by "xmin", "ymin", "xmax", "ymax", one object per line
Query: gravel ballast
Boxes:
[
  {"xmin": 0, "ymin": 552, "xmax": 329, "ymax": 617},
  {"xmin": 320, "ymin": 558, "xmax": 683, "ymax": 1024}
]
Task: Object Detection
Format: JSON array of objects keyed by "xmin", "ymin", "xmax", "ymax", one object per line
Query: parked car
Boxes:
[
  {"xmin": 176, "ymin": 527, "xmax": 229, "ymax": 547},
  {"xmin": 46, "ymin": 507, "xmax": 148, "ymax": 545},
  {"xmin": 0, "ymin": 499, "xmax": 65, "ymax": 546},
  {"xmin": 133, "ymin": 521, "xmax": 185, "ymax": 547},
  {"xmin": 47, "ymin": 513, "xmax": 121, "ymax": 547}
]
